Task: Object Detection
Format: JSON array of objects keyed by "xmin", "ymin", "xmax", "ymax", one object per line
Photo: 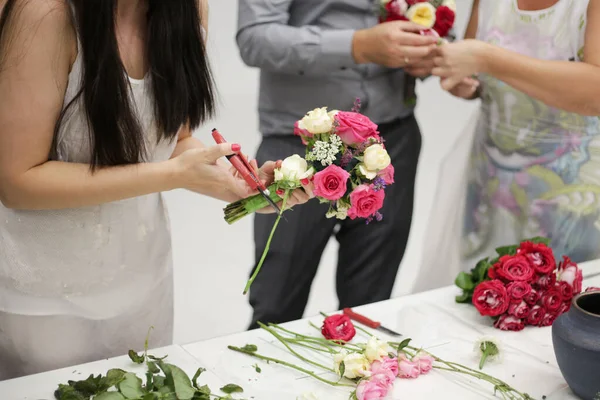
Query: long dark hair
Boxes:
[{"xmin": 0, "ymin": 0, "xmax": 216, "ymax": 168}]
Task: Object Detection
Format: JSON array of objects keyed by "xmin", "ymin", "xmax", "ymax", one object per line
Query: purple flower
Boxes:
[
  {"xmin": 372, "ymin": 177, "xmax": 386, "ymax": 192},
  {"xmin": 351, "ymin": 98, "xmax": 362, "ymax": 113}
]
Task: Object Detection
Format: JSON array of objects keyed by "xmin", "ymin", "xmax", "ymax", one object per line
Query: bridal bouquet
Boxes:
[
  {"xmin": 225, "ymin": 101, "xmax": 394, "ymax": 294},
  {"xmin": 229, "ymin": 314, "xmax": 533, "ymax": 400},
  {"xmin": 455, "ymin": 238, "xmax": 584, "ymax": 331}
]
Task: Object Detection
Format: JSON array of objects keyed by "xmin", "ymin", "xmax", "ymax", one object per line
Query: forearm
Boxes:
[
  {"xmin": 1, "ymin": 160, "xmax": 177, "ymax": 210},
  {"xmin": 479, "ymin": 43, "xmax": 600, "ymax": 115}
]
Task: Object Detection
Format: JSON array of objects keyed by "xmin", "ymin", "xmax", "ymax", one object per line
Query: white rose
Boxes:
[
  {"xmin": 363, "ymin": 144, "xmax": 391, "ymax": 172},
  {"xmin": 442, "ymin": 0, "xmax": 457, "ymax": 12},
  {"xmin": 334, "ymin": 351, "xmax": 370, "ymax": 379},
  {"xmin": 364, "ymin": 336, "xmax": 390, "ymax": 363},
  {"xmin": 406, "ymin": 2, "xmax": 436, "ymax": 29},
  {"xmin": 358, "ymin": 164, "xmax": 377, "ymax": 180},
  {"xmin": 301, "ymin": 107, "xmax": 335, "ymax": 134},
  {"xmin": 274, "ymin": 155, "xmax": 314, "ymax": 183}
]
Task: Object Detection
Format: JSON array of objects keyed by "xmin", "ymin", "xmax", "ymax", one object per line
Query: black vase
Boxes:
[{"xmin": 552, "ymin": 291, "xmax": 600, "ymax": 400}]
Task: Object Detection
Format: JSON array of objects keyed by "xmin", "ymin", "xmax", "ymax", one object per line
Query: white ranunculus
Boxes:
[
  {"xmin": 363, "ymin": 144, "xmax": 391, "ymax": 172},
  {"xmin": 274, "ymin": 154, "xmax": 314, "ymax": 183},
  {"xmin": 406, "ymin": 2, "xmax": 436, "ymax": 29},
  {"xmin": 334, "ymin": 351, "xmax": 371, "ymax": 379},
  {"xmin": 301, "ymin": 107, "xmax": 335, "ymax": 134},
  {"xmin": 364, "ymin": 336, "xmax": 390, "ymax": 363}
]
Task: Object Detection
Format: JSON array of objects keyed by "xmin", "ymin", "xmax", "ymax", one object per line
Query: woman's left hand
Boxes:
[{"xmin": 432, "ymin": 39, "xmax": 487, "ymax": 91}]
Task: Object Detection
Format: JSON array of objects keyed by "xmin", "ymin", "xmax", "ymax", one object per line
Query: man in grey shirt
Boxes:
[{"xmin": 237, "ymin": 0, "xmax": 439, "ymax": 329}]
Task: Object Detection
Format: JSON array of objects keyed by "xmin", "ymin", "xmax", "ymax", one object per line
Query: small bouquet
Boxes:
[
  {"xmin": 225, "ymin": 100, "xmax": 394, "ymax": 294},
  {"xmin": 379, "ymin": 0, "xmax": 457, "ymax": 106},
  {"xmin": 455, "ymin": 238, "xmax": 585, "ymax": 331}
]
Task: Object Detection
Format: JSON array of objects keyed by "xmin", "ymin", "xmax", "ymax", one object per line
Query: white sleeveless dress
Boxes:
[{"xmin": 0, "ymin": 35, "xmax": 178, "ymax": 379}]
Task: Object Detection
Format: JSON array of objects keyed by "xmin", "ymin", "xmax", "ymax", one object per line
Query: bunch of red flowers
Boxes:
[
  {"xmin": 472, "ymin": 242, "xmax": 583, "ymax": 331},
  {"xmin": 379, "ymin": 0, "xmax": 456, "ymax": 38}
]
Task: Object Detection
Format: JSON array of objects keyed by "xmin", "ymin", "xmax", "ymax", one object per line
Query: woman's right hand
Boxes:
[{"xmin": 443, "ymin": 76, "xmax": 480, "ymax": 100}]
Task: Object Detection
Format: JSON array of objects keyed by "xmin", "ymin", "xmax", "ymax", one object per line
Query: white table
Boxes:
[{"xmin": 3, "ymin": 262, "xmax": 600, "ymax": 400}]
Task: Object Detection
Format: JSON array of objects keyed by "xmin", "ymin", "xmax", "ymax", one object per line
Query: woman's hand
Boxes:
[
  {"xmin": 432, "ymin": 39, "xmax": 488, "ymax": 91},
  {"xmin": 443, "ymin": 76, "xmax": 480, "ymax": 99}
]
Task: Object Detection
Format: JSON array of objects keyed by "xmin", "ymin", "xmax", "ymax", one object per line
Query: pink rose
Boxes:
[
  {"xmin": 356, "ymin": 378, "xmax": 389, "ymax": 400},
  {"xmin": 508, "ymin": 301, "xmax": 530, "ymax": 319},
  {"xmin": 398, "ymin": 354, "xmax": 420, "ymax": 379},
  {"xmin": 493, "ymin": 315, "xmax": 525, "ymax": 331},
  {"xmin": 335, "ymin": 111, "xmax": 380, "ymax": 145},
  {"xmin": 371, "ymin": 357, "xmax": 399, "ymax": 381},
  {"xmin": 377, "ymin": 164, "xmax": 395, "ymax": 185},
  {"xmin": 506, "ymin": 281, "xmax": 532, "ymax": 301},
  {"xmin": 526, "ymin": 305, "xmax": 545, "ymax": 326},
  {"xmin": 348, "ymin": 184, "xmax": 385, "ymax": 219},
  {"xmin": 313, "ymin": 165, "xmax": 350, "ymax": 201},
  {"xmin": 558, "ymin": 256, "xmax": 583, "ymax": 294},
  {"xmin": 412, "ymin": 351, "xmax": 434, "ymax": 374}
]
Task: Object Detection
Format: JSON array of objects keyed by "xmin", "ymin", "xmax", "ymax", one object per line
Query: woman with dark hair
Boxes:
[
  {"xmin": 0, "ymin": 0, "xmax": 310, "ymax": 379},
  {"xmin": 432, "ymin": 0, "xmax": 600, "ymax": 264}
]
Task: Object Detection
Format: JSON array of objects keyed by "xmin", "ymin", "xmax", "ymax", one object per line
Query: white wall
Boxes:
[{"xmin": 167, "ymin": 0, "xmax": 477, "ymax": 345}]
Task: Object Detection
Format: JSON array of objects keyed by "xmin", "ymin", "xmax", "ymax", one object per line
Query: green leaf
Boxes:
[
  {"xmin": 128, "ymin": 350, "xmax": 145, "ymax": 364},
  {"xmin": 454, "ymin": 272, "xmax": 475, "ymax": 291},
  {"xmin": 240, "ymin": 344, "xmax": 258, "ymax": 353},
  {"xmin": 192, "ymin": 393, "xmax": 211, "ymax": 400},
  {"xmin": 142, "ymin": 394, "xmax": 158, "ymax": 400},
  {"xmin": 93, "ymin": 393, "xmax": 126, "ymax": 400},
  {"xmin": 157, "ymin": 385, "xmax": 177, "ymax": 400},
  {"xmin": 495, "ymin": 245, "xmax": 518, "ymax": 257},
  {"xmin": 339, "ymin": 361, "xmax": 345, "ymax": 378},
  {"xmin": 153, "ymin": 376, "xmax": 166, "ymax": 391},
  {"xmin": 455, "ymin": 292, "xmax": 472, "ymax": 303},
  {"xmin": 527, "ymin": 236, "xmax": 551, "ymax": 246},
  {"xmin": 253, "ymin": 364, "xmax": 261, "ymax": 373},
  {"xmin": 160, "ymin": 363, "xmax": 196, "ymax": 400},
  {"xmin": 54, "ymin": 384, "xmax": 86, "ymax": 400},
  {"xmin": 192, "ymin": 368, "xmax": 206, "ymax": 390},
  {"xmin": 397, "ymin": 338, "xmax": 412, "ymax": 352},
  {"xmin": 197, "ymin": 384, "xmax": 211, "ymax": 395},
  {"xmin": 117, "ymin": 373, "xmax": 145, "ymax": 399},
  {"xmin": 147, "ymin": 362, "xmax": 160, "ymax": 374},
  {"xmin": 102, "ymin": 369, "xmax": 127, "ymax": 388},
  {"xmin": 147, "ymin": 354, "xmax": 168, "ymax": 361},
  {"xmin": 473, "ymin": 259, "xmax": 492, "ymax": 283},
  {"xmin": 220, "ymin": 384, "xmax": 243, "ymax": 394},
  {"xmin": 71, "ymin": 375, "xmax": 103, "ymax": 396}
]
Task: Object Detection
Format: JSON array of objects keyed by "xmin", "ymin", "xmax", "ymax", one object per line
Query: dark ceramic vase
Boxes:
[{"xmin": 552, "ymin": 291, "xmax": 600, "ymax": 400}]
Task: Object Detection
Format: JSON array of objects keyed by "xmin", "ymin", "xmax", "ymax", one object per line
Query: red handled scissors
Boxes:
[{"xmin": 212, "ymin": 128, "xmax": 281, "ymax": 215}]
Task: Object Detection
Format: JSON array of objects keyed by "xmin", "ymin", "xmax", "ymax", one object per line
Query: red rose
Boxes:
[
  {"xmin": 488, "ymin": 266, "xmax": 498, "ymax": 280},
  {"xmin": 526, "ymin": 305, "xmax": 545, "ymax": 326},
  {"xmin": 472, "ymin": 280, "xmax": 510, "ymax": 317},
  {"xmin": 517, "ymin": 242, "xmax": 556, "ymax": 275},
  {"xmin": 534, "ymin": 274, "xmax": 556, "ymax": 290},
  {"xmin": 556, "ymin": 301, "xmax": 571, "ymax": 316},
  {"xmin": 558, "ymin": 256, "xmax": 583, "ymax": 294},
  {"xmin": 541, "ymin": 288, "xmax": 563, "ymax": 312},
  {"xmin": 384, "ymin": 2, "xmax": 409, "ymax": 21},
  {"xmin": 493, "ymin": 255, "xmax": 535, "ymax": 283},
  {"xmin": 506, "ymin": 281, "xmax": 532, "ymax": 301},
  {"xmin": 556, "ymin": 281, "xmax": 574, "ymax": 301},
  {"xmin": 406, "ymin": 0, "xmax": 428, "ymax": 5},
  {"xmin": 508, "ymin": 301, "xmax": 530, "ymax": 319},
  {"xmin": 494, "ymin": 315, "xmax": 525, "ymax": 331},
  {"xmin": 321, "ymin": 314, "xmax": 356, "ymax": 343},
  {"xmin": 433, "ymin": 5, "xmax": 455, "ymax": 38},
  {"xmin": 334, "ymin": 112, "xmax": 380, "ymax": 145},
  {"xmin": 313, "ymin": 165, "xmax": 351, "ymax": 201},
  {"xmin": 524, "ymin": 288, "xmax": 541, "ymax": 306},
  {"xmin": 347, "ymin": 184, "xmax": 385, "ymax": 220},
  {"xmin": 539, "ymin": 312, "xmax": 557, "ymax": 327}
]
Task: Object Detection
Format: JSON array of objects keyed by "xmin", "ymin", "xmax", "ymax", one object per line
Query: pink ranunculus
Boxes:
[
  {"xmin": 412, "ymin": 351, "xmax": 434, "ymax": 374},
  {"xmin": 398, "ymin": 354, "xmax": 420, "ymax": 379},
  {"xmin": 371, "ymin": 357, "xmax": 399, "ymax": 382},
  {"xmin": 377, "ymin": 164, "xmax": 395, "ymax": 185},
  {"xmin": 334, "ymin": 111, "xmax": 380, "ymax": 145},
  {"xmin": 312, "ymin": 165, "xmax": 351, "ymax": 201},
  {"xmin": 558, "ymin": 256, "xmax": 583, "ymax": 294},
  {"xmin": 348, "ymin": 184, "xmax": 385, "ymax": 220},
  {"xmin": 356, "ymin": 378, "xmax": 389, "ymax": 400}
]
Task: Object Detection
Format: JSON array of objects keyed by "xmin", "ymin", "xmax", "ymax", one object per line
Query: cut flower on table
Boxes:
[{"xmin": 225, "ymin": 100, "xmax": 395, "ymax": 294}]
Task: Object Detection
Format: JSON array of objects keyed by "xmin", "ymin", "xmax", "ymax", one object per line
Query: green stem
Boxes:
[
  {"xmin": 227, "ymin": 346, "xmax": 354, "ymax": 388},
  {"xmin": 243, "ymin": 190, "xmax": 290, "ymax": 295},
  {"xmin": 479, "ymin": 351, "xmax": 489, "ymax": 370},
  {"xmin": 270, "ymin": 323, "xmax": 362, "ymax": 352}
]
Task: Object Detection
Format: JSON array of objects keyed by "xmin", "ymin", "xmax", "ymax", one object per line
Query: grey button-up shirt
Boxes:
[{"xmin": 237, "ymin": 0, "xmax": 413, "ymax": 136}]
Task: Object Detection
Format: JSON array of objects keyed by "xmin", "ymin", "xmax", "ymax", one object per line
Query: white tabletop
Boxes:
[{"xmin": 3, "ymin": 262, "xmax": 600, "ymax": 400}]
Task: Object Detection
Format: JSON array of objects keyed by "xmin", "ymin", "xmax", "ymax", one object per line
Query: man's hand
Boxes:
[
  {"xmin": 352, "ymin": 21, "xmax": 439, "ymax": 68},
  {"xmin": 404, "ymin": 53, "xmax": 436, "ymax": 78}
]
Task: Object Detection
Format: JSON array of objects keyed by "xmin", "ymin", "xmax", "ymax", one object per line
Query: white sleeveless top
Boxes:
[{"xmin": 0, "ymin": 35, "xmax": 178, "ymax": 319}]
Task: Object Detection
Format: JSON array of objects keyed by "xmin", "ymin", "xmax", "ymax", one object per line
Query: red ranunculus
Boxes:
[
  {"xmin": 534, "ymin": 273, "xmax": 556, "ymax": 290},
  {"xmin": 539, "ymin": 312, "xmax": 557, "ymax": 327},
  {"xmin": 508, "ymin": 301, "xmax": 530, "ymax": 319},
  {"xmin": 433, "ymin": 5, "xmax": 455, "ymax": 38},
  {"xmin": 556, "ymin": 281, "xmax": 574, "ymax": 302},
  {"xmin": 493, "ymin": 255, "xmax": 535, "ymax": 283},
  {"xmin": 472, "ymin": 280, "xmax": 510, "ymax": 317},
  {"xmin": 506, "ymin": 281, "xmax": 532, "ymax": 301},
  {"xmin": 541, "ymin": 288, "xmax": 563, "ymax": 312},
  {"xmin": 524, "ymin": 288, "xmax": 541, "ymax": 306},
  {"xmin": 321, "ymin": 314, "xmax": 356, "ymax": 343},
  {"xmin": 517, "ymin": 241, "xmax": 556, "ymax": 275},
  {"xmin": 494, "ymin": 315, "xmax": 525, "ymax": 331},
  {"xmin": 526, "ymin": 305, "xmax": 545, "ymax": 326}
]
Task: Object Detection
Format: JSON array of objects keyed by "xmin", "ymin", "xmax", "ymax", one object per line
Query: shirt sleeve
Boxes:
[{"xmin": 236, "ymin": 0, "xmax": 357, "ymax": 76}]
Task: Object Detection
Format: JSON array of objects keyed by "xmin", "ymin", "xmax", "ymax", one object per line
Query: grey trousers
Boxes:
[{"xmin": 248, "ymin": 115, "xmax": 422, "ymax": 329}]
